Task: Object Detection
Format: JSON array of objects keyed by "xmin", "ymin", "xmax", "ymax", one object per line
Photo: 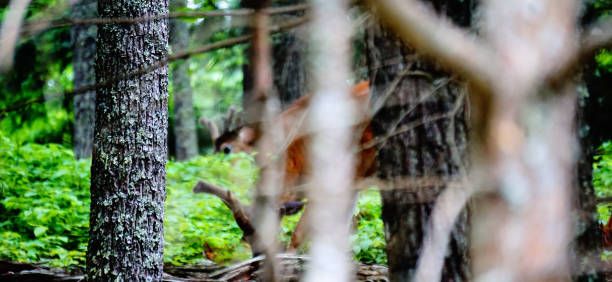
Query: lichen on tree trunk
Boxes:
[
  {"xmin": 170, "ymin": 0, "xmax": 198, "ymax": 161},
  {"xmin": 71, "ymin": 0, "xmax": 96, "ymax": 159},
  {"xmin": 86, "ymin": 0, "xmax": 169, "ymax": 280},
  {"xmin": 365, "ymin": 10, "xmax": 472, "ymax": 281}
]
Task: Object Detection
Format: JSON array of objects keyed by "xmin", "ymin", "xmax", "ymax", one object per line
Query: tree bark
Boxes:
[
  {"xmin": 365, "ymin": 1, "xmax": 473, "ymax": 280},
  {"xmin": 243, "ymin": 0, "xmax": 307, "ymax": 109},
  {"xmin": 71, "ymin": 0, "xmax": 96, "ymax": 159},
  {"xmin": 271, "ymin": 27, "xmax": 307, "ymax": 108},
  {"xmin": 86, "ymin": 0, "xmax": 169, "ymax": 280},
  {"xmin": 170, "ymin": 0, "xmax": 198, "ymax": 161}
]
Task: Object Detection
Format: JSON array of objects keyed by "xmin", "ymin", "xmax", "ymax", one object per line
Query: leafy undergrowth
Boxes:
[
  {"xmin": 595, "ymin": 141, "xmax": 612, "ymax": 259},
  {"xmin": 596, "ymin": 141, "xmax": 612, "ymax": 222},
  {"xmin": 0, "ymin": 132, "xmax": 386, "ymax": 269}
]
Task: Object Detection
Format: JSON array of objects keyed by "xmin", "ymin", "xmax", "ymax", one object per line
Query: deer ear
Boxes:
[{"xmin": 239, "ymin": 127, "xmax": 257, "ymax": 145}]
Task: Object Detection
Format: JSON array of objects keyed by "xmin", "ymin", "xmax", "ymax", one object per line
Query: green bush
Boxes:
[
  {"xmin": 595, "ymin": 141, "xmax": 612, "ymax": 224},
  {"xmin": 0, "ymin": 133, "xmax": 386, "ymax": 268},
  {"xmin": 0, "ymin": 132, "xmax": 90, "ymax": 269},
  {"xmin": 164, "ymin": 153, "xmax": 258, "ymax": 265}
]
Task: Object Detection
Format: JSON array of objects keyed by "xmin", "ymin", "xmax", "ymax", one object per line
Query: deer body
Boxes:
[{"xmin": 201, "ymin": 81, "xmax": 375, "ymax": 249}]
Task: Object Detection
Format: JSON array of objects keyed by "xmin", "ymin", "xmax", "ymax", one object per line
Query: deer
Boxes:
[{"xmin": 195, "ymin": 81, "xmax": 376, "ymax": 252}]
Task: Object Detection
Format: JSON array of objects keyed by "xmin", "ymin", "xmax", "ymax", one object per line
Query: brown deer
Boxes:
[{"xmin": 197, "ymin": 81, "xmax": 376, "ymax": 250}]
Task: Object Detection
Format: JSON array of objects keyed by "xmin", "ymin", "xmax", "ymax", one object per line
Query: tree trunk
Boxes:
[
  {"xmin": 365, "ymin": 1, "xmax": 473, "ymax": 280},
  {"xmin": 170, "ymin": 0, "xmax": 198, "ymax": 161},
  {"xmin": 243, "ymin": 1, "xmax": 307, "ymax": 109},
  {"xmin": 271, "ymin": 29, "xmax": 307, "ymax": 108},
  {"xmin": 71, "ymin": 0, "xmax": 96, "ymax": 159},
  {"xmin": 573, "ymin": 62, "xmax": 612, "ymax": 281},
  {"xmin": 86, "ymin": 0, "xmax": 169, "ymax": 280}
]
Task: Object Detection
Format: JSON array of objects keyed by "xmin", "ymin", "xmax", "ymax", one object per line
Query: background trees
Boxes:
[{"xmin": 71, "ymin": 0, "xmax": 96, "ymax": 159}]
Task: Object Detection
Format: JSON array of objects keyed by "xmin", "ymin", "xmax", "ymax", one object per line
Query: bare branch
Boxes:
[
  {"xmin": 582, "ymin": 17, "xmax": 612, "ymax": 57},
  {"xmin": 364, "ymin": 0, "xmax": 497, "ymax": 95},
  {"xmin": 20, "ymin": 4, "xmax": 309, "ymax": 39},
  {"xmin": 549, "ymin": 17, "xmax": 612, "ymax": 88},
  {"xmin": 192, "ymin": 181, "xmax": 255, "ymax": 242},
  {"xmin": 303, "ymin": 0, "xmax": 356, "ymax": 280},
  {"xmin": 0, "ymin": 15, "xmax": 309, "ymax": 118},
  {"xmin": 415, "ymin": 181, "xmax": 474, "ymax": 282},
  {"xmin": 0, "ymin": 0, "xmax": 33, "ymax": 71}
]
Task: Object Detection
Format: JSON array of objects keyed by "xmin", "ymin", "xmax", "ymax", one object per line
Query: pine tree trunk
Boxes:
[
  {"xmin": 170, "ymin": 0, "xmax": 198, "ymax": 161},
  {"xmin": 71, "ymin": 0, "xmax": 96, "ymax": 159},
  {"xmin": 365, "ymin": 1, "xmax": 474, "ymax": 279},
  {"xmin": 86, "ymin": 0, "xmax": 169, "ymax": 280}
]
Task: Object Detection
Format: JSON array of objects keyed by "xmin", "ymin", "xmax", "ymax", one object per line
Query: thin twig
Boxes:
[{"xmin": 20, "ymin": 4, "xmax": 309, "ymax": 38}]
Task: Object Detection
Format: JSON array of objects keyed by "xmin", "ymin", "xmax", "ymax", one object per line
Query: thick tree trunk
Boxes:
[
  {"xmin": 170, "ymin": 0, "xmax": 198, "ymax": 161},
  {"xmin": 365, "ymin": 2, "xmax": 473, "ymax": 280},
  {"xmin": 71, "ymin": 0, "xmax": 96, "ymax": 159},
  {"xmin": 86, "ymin": 0, "xmax": 169, "ymax": 280}
]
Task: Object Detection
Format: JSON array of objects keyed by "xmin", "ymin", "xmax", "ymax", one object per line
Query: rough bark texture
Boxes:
[
  {"xmin": 86, "ymin": 0, "xmax": 169, "ymax": 280},
  {"xmin": 243, "ymin": 0, "xmax": 307, "ymax": 109},
  {"xmin": 170, "ymin": 0, "xmax": 198, "ymax": 161},
  {"xmin": 71, "ymin": 0, "xmax": 96, "ymax": 159},
  {"xmin": 271, "ymin": 31, "xmax": 307, "ymax": 108},
  {"xmin": 573, "ymin": 62, "xmax": 612, "ymax": 281},
  {"xmin": 365, "ymin": 2, "xmax": 473, "ymax": 280}
]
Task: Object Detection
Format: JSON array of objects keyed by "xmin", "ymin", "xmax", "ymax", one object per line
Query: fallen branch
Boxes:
[{"xmin": 193, "ymin": 181, "xmax": 255, "ymax": 241}]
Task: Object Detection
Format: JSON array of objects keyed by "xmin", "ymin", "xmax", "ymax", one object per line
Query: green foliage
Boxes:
[
  {"xmin": 0, "ymin": 133, "xmax": 259, "ymax": 267},
  {"xmin": 595, "ymin": 141, "xmax": 612, "ymax": 226},
  {"xmin": 595, "ymin": 49, "xmax": 612, "ymax": 73},
  {"xmin": 0, "ymin": 135, "xmax": 386, "ymax": 268},
  {"xmin": 164, "ymin": 153, "xmax": 258, "ymax": 265},
  {"xmin": 0, "ymin": 132, "xmax": 90, "ymax": 269},
  {"xmin": 595, "ymin": 141, "xmax": 612, "ymax": 198},
  {"xmin": 352, "ymin": 188, "xmax": 387, "ymax": 264}
]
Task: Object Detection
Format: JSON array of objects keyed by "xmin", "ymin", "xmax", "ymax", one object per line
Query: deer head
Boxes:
[{"xmin": 200, "ymin": 106, "xmax": 258, "ymax": 154}]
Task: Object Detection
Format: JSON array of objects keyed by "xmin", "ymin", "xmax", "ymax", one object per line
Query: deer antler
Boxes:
[
  {"xmin": 199, "ymin": 116, "xmax": 220, "ymax": 141},
  {"xmin": 199, "ymin": 105, "xmax": 243, "ymax": 144}
]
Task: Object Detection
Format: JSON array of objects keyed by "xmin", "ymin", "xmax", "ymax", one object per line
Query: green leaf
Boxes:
[{"xmin": 33, "ymin": 226, "xmax": 47, "ymax": 237}]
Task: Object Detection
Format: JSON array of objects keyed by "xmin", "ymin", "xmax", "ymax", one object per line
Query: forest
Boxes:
[{"xmin": 1, "ymin": 0, "xmax": 612, "ymax": 281}]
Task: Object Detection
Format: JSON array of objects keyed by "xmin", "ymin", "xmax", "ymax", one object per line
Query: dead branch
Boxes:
[
  {"xmin": 364, "ymin": 0, "xmax": 496, "ymax": 96},
  {"xmin": 192, "ymin": 181, "xmax": 255, "ymax": 242}
]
